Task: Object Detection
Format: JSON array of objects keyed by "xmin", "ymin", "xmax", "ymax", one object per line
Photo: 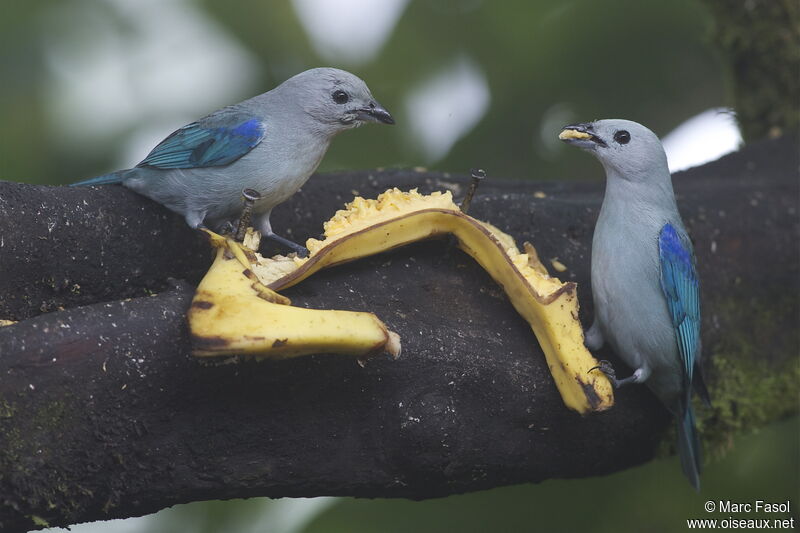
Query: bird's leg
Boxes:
[
  {"xmin": 235, "ymin": 188, "xmax": 261, "ymax": 242},
  {"xmin": 255, "ymin": 212, "xmax": 309, "ymax": 257},
  {"xmin": 584, "ymin": 319, "xmax": 605, "ymax": 350},
  {"xmin": 459, "ymin": 168, "xmax": 486, "ymax": 214},
  {"xmin": 589, "ymin": 360, "xmax": 647, "ymax": 388}
]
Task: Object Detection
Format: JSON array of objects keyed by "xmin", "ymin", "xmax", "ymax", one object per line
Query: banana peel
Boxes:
[
  {"xmin": 239, "ymin": 188, "xmax": 613, "ymax": 414},
  {"xmin": 189, "ymin": 231, "xmax": 401, "ymax": 361}
]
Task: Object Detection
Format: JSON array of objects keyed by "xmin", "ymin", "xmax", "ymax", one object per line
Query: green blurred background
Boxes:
[
  {"xmin": 1, "ymin": 0, "xmax": 793, "ymax": 531},
  {"xmin": 2, "ymin": 0, "xmax": 744, "ymax": 186}
]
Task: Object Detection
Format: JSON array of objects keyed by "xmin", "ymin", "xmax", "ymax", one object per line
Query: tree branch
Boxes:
[{"xmin": 0, "ymin": 136, "xmax": 797, "ymax": 532}]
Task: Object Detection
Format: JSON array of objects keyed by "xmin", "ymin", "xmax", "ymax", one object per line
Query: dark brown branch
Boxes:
[{"xmin": 0, "ymin": 136, "xmax": 797, "ymax": 532}]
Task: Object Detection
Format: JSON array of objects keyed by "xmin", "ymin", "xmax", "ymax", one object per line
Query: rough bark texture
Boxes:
[
  {"xmin": 701, "ymin": 0, "xmax": 800, "ymax": 140},
  {"xmin": 0, "ymin": 136, "xmax": 798, "ymax": 532}
]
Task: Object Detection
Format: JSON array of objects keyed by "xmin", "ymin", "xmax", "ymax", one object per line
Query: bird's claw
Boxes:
[
  {"xmin": 218, "ymin": 221, "xmax": 236, "ymax": 236},
  {"xmin": 588, "ymin": 359, "xmax": 619, "ymax": 386},
  {"xmin": 264, "ymin": 232, "xmax": 309, "ymax": 257},
  {"xmin": 289, "ymin": 243, "xmax": 309, "ymax": 258},
  {"xmin": 588, "ymin": 360, "xmax": 641, "ymax": 389}
]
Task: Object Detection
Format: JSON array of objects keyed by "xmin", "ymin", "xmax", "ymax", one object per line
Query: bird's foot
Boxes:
[
  {"xmin": 589, "ymin": 359, "xmax": 616, "ymax": 380},
  {"xmin": 218, "ymin": 221, "xmax": 236, "ymax": 236},
  {"xmin": 265, "ymin": 232, "xmax": 309, "ymax": 258},
  {"xmin": 588, "ymin": 360, "xmax": 640, "ymax": 389}
]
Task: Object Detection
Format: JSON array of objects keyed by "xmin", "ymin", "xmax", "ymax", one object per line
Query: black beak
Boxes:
[
  {"xmin": 357, "ymin": 100, "xmax": 395, "ymax": 125},
  {"xmin": 559, "ymin": 122, "xmax": 606, "ymax": 147}
]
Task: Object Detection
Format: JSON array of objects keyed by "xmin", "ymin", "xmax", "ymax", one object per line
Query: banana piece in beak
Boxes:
[{"xmin": 558, "ymin": 129, "xmax": 592, "ymax": 140}]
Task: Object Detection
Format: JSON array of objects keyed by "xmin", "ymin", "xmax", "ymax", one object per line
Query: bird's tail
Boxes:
[
  {"xmin": 677, "ymin": 403, "xmax": 702, "ymax": 491},
  {"xmin": 70, "ymin": 171, "xmax": 126, "ymax": 186}
]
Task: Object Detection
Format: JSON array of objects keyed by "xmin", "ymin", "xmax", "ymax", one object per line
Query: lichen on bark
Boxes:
[{"xmin": 697, "ymin": 294, "xmax": 800, "ymax": 459}]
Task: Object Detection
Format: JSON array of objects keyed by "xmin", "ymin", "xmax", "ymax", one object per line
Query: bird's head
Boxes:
[
  {"xmin": 559, "ymin": 119, "xmax": 668, "ymax": 179},
  {"xmin": 284, "ymin": 68, "xmax": 394, "ymax": 134}
]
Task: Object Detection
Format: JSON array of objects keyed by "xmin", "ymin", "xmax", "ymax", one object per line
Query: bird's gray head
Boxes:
[
  {"xmin": 279, "ymin": 68, "xmax": 394, "ymax": 134},
  {"xmin": 559, "ymin": 119, "xmax": 668, "ymax": 180}
]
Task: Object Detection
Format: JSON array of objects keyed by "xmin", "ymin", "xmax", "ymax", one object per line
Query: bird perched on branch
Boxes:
[
  {"xmin": 560, "ymin": 119, "xmax": 710, "ymax": 489},
  {"xmin": 72, "ymin": 68, "xmax": 394, "ymax": 255}
]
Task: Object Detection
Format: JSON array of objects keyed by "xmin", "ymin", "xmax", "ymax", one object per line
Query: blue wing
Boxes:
[
  {"xmin": 138, "ymin": 115, "xmax": 265, "ymax": 169},
  {"xmin": 658, "ymin": 223, "xmax": 701, "ymax": 387}
]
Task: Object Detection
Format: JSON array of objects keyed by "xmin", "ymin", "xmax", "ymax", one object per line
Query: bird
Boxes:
[
  {"xmin": 559, "ymin": 119, "xmax": 710, "ymax": 489},
  {"xmin": 72, "ymin": 67, "xmax": 395, "ymax": 255}
]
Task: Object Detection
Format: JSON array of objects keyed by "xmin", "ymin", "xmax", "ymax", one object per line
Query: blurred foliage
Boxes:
[
  {"xmin": 199, "ymin": 0, "xmax": 726, "ymax": 180},
  {"xmin": 700, "ymin": 0, "xmax": 800, "ymax": 140},
  {"xmin": 1, "ymin": 0, "xmax": 728, "ymax": 185}
]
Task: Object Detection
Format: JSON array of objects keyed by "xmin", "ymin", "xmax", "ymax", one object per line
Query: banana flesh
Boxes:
[
  {"xmin": 247, "ymin": 188, "xmax": 613, "ymax": 414},
  {"xmin": 189, "ymin": 231, "xmax": 401, "ymax": 361},
  {"xmin": 558, "ymin": 129, "xmax": 592, "ymax": 140}
]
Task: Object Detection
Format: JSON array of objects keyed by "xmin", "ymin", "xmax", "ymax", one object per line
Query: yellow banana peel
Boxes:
[
  {"xmin": 189, "ymin": 231, "xmax": 401, "ymax": 361},
  {"xmin": 240, "ymin": 188, "xmax": 613, "ymax": 414}
]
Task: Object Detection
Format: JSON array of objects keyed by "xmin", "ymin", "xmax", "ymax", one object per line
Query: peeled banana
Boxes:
[
  {"xmin": 243, "ymin": 188, "xmax": 613, "ymax": 414},
  {"xmin": 189, "ymin": 230, "xmax": 401, "ymax": 361}
]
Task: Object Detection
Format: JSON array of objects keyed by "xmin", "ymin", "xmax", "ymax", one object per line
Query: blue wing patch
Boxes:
[
  {"xmin": 138, "ymin": 118, "xmax": 265, "ymax": 169},
  {"xmin": 658, "ymin": 223, "xmax": 701, "ymax": 385}
]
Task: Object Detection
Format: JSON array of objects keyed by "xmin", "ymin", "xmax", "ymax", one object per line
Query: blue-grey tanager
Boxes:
[
  {"xmin": 72, "ymin": 68, "xmax": 394, "ymax": 255},
  {"xmin": 559, "ymin": 119, "xmax": 710, "ymax": 490}
]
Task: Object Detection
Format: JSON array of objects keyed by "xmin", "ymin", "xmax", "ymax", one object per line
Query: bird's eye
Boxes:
[
  {"xmin": 614, "ymin": 130, "xmax": 631, "ymax": 145},
  {"xmin": 332, "ymin": 90, "xmax": 349, "ymax": 104}
]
